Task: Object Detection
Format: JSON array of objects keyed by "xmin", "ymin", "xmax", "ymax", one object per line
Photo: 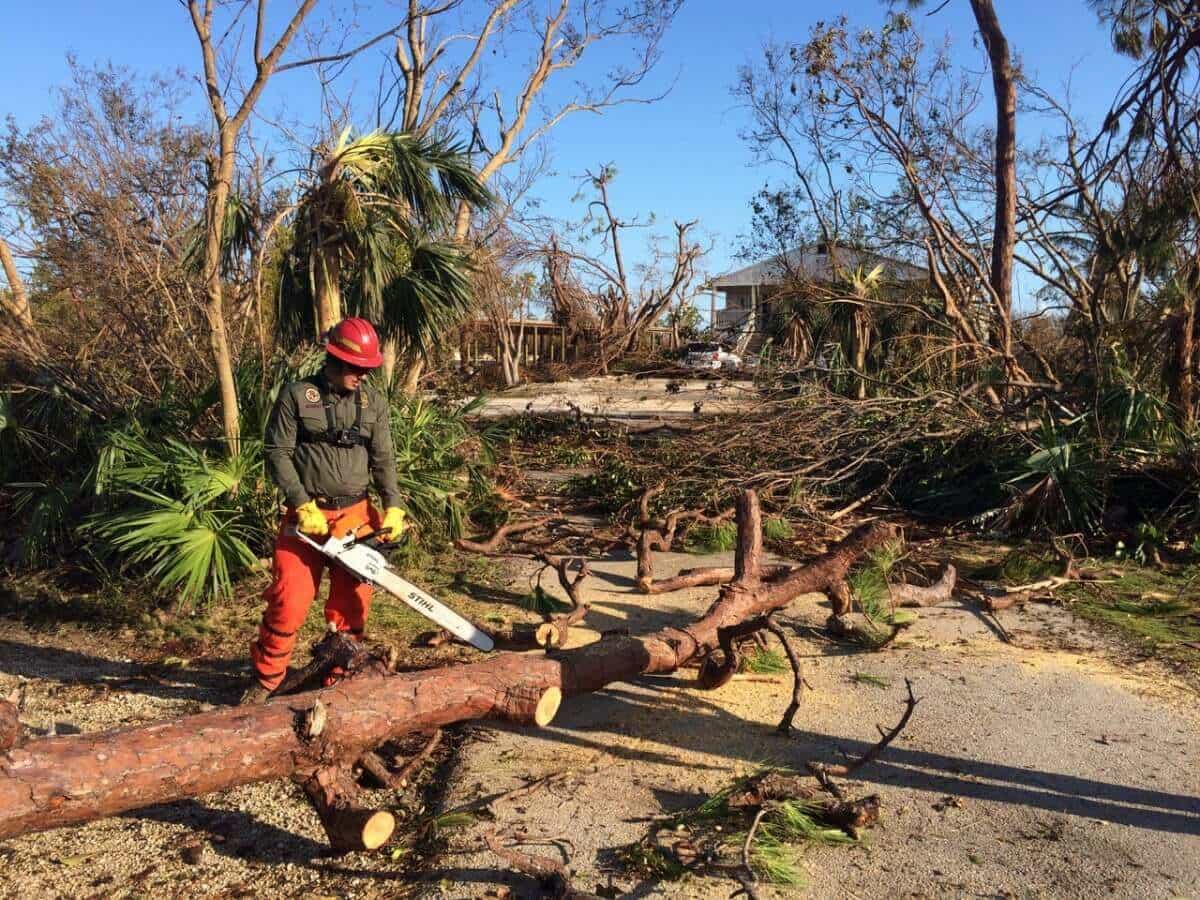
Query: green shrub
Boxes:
[
  {"xmin": 388, "ymin": 395, "xmax": 495, "ymax": 543},
  {"xmin": 1000, "ymin": 418, "xmax": 1104, "ymax": 535},
  {"xmin": 763, "ymin": 517, "xmax": 795, "ymax": 541},
  {"xmin": 686, "ymin": 520, "xmax": 738, "ymax": 553}
]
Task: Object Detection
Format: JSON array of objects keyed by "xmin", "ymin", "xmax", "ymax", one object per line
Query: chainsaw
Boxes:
[{"xmin": 291, "ymin": 526, "xmax": 495, "ymax": 652}]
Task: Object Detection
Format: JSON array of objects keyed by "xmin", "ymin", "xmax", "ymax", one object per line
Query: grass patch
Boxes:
[
  {"xmin": 763, "ymin": 517, "xmax": 795, "ymax": 541},
  {"xmin": 1063, "ymin": 562, "xmax": 1200, "ymax": 677},
  {"xmin": 0, "ymin": 578, "xmax": 153, "ymax": 630},
  {"xmin": 685, "ymin": 521, "xmax": 738, "ymax": 554},
  {"xmin": 851, "ymin": 672, "xmax": 891, "ymax": 688},
  {"xmin": 740, "ymin": 647, "xmax": 789, "ymax": 674}
]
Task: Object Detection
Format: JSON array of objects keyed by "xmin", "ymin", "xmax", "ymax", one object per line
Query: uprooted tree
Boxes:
[{"xmin": 0, "ymin": 490, "xmax": 945, "ymax": 853}]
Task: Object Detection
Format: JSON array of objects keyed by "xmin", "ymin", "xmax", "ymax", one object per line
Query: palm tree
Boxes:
[
  {"xmin": 277, "ymin": 129, "xmax": 491, "ymax": 366},
  {"xmin": 769, "ymin": 264, "xmax": 885, "ymax": 398}
]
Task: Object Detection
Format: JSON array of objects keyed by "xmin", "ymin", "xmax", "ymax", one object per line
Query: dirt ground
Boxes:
[{"xmin": 0, "ymin": 545, "xmax": 1198, "ymax": 899}]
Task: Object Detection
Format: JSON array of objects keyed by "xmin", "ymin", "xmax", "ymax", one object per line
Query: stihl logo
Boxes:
[{"xmin": 407, "ymin": 591, "xmax": 436, "ymax": 613}]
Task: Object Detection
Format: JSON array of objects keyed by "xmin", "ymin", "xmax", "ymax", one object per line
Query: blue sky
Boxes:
[{"xmin": 3, "ymin": 0, "xmax": 1132, "ymax": 303}]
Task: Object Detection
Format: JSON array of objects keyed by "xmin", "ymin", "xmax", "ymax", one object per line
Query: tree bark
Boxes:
[
  {"xmin": 314, "ymin": 244, "xmax": 342, "ymax": 336},
  {"xmin": 0, "ymin": 698, "xmax": 20, "ymax": 753},
  {"xmin": 0, "ymin": 236, "xmax": 36, "ymax": 336},
  {"xmin": 201, "ymin": 138, "xmax": 244, "ymax": 456},
  {"xmin": 970, "ymin": 0, "xmax": 1017, "ymax": 377},
  {"xmin": 1169, "ymin": 293, "xmax": 1197, "ymax": 429},
  {"xmin": 0, "ymin": 492, "xmax": 893, "ymax": 842}
]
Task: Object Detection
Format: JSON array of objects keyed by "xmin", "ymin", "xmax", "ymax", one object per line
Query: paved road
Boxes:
[{"xmin": 430, "ymin": 548, "xmax": 1200, "ymax": 899}]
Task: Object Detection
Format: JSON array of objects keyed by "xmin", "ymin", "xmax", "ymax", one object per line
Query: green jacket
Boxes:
[{"xmin": 264, "ymin": 375, "xmax": 402, "ymax": 510}]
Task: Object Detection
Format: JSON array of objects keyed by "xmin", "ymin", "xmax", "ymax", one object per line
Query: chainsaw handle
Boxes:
[{"xmin": 352, "ymin": 527, "xmax": 406, "ymax": 550}]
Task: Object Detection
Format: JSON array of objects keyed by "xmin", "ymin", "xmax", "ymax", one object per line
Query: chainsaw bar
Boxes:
[{"xmin": 292, "ymin": 530, "xmax": 495, "ymax": 652}]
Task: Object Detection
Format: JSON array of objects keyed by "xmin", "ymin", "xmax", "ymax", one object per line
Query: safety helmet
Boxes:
[{"xmin": 325, "ymin": 318, "xmax": 384, "ymax": 369}]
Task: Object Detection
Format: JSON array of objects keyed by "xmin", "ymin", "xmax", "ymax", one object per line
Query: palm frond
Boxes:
[
  {"xmin": 91, "ymin": 488, "xmax": 262, "ymax": 606},
  {"xmin": 371, "ymin": 239, "xmax": 476, "ymax": 354}
]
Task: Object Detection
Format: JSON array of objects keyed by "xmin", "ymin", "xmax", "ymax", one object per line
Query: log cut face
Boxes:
[{"xmin": 0, "ymin": 492, "xmax": 893, "ymax": 841}]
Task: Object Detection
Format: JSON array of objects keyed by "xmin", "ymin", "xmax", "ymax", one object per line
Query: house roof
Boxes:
[{"xmin": 705, "ymin": 245, "xmax": 929, "ymax": 289}]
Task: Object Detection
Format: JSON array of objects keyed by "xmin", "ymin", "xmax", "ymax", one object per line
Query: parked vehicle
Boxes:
[{"xmin": 683, "ymin": 341, "xmax": 742, "ymax": 371}]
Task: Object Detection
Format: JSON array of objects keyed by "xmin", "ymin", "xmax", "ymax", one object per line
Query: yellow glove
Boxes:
[
  {"xmin": 380, "ymin": 507, "xmax": 408, "ymax": 542},
  {"xmin": 295, "ymin": 500, "xmax": 329, "ymax": 537}
]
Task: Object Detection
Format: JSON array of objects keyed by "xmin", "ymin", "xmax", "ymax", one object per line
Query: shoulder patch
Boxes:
[{"xmin": 303, "ymin": 387, "xmax": 321, "ymax": 404}]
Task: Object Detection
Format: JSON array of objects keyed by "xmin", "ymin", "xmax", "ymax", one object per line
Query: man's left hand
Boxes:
[{"xmin": 380, "ymin": 507, "xmax": 408, "ymax": 542}]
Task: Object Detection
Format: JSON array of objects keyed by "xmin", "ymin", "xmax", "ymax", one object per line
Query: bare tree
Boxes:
[
  {"xmin": 0, "ymin": 237, "xmax": 34, "ymax": 340},
  {"xmin": 736, "ymin": 15, "xmax": 1035, "ymax": 398},
  {"xmin": 551, "ymin": 165, "xmax": 702, "ymax": 372},
  {"xmin": 544, "ymin": 233, "xmax": 598, "ymax": 354},
  {"xmin": 187, "ymin": 0, "xmax": 410, "ymax": 451},
  {"xmin": 187, "ymin": 0, "xmax": 320, "ymax": 454},
  {"xmin": 1086, "ymin": 0, "xmax": 1200, "ymax": 427},
  {"xmin": 0, "ymin": 62, "xmax": 216, "ymax": 396},
  {"xmin": 475, "ymin": 232, "xmax": 539, "ymax": 387},
  {"xmin": 968, "ymin": 0, "xmax": 1018, "ymax": 371},
  {"xmin": 378, "ymin": 0, "xmax": 683, "ymax": 391}
]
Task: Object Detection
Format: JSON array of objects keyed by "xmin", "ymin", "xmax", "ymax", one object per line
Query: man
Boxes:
[{"xmin": 241, "ymin": 317, "xmax": 407, "ymax": 704}]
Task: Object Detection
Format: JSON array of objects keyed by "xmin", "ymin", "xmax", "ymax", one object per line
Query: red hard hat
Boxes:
[{"xmin": 325, "ymin": 318, "xmax": 384, "ymax": 368}]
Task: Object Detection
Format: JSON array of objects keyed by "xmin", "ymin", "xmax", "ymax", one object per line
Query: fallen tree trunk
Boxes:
[
  {"xmin": 0, "ymin": 491, "xmax": 892, "ymax": 842},
  {"xmin": 640, "ymin": 562, "xmax": 793, "ymax": 595},
  {"xmin": 890, "ymin": 565, "xmax": 957, "ymax": 607}
]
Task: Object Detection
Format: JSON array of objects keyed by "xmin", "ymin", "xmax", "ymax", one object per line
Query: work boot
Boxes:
[{"xmin": 238, "ymin": 680, "xmax": 273, "ymax": 706}]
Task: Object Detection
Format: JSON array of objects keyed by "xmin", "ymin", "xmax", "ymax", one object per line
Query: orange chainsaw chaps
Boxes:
[{"xmin": 250, "ymin": 500, "xmax": 382, "ymax": 690}]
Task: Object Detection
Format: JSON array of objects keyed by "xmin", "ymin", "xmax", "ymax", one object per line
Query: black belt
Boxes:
[{"xmin": 312, "ymin": 493, "xmax": 367, "ymax": 510}]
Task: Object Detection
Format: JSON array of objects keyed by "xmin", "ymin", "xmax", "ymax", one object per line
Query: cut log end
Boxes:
[
  {"xmin": 327, "ymin": 808, "xmax": 395, "ymax": 852},
  {"xmin": 359, "ymin": 810, "xmax": 396, "ymax": 849},
  {"xmin": 534, "ymin": 686, "xmax": 562, "ymax": 727},
  {"xmin": 534, "ymin": 623, "xmax": 561, "ymax": 648}
]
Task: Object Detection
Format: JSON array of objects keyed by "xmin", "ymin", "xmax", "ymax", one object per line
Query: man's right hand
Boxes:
[{"xmin": 295, "ymin": 500, "xmax": 330, "ymax": 537}]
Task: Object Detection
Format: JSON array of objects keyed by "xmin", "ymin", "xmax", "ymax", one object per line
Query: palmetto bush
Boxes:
[
  {"xmin": 3, "ymin": 349, "xmax": 495, "ymax": 606},
  {"xmin": 87, "ymin": 428, "xmax": 273, "ymax": 607},
  {"xmin": 388, "ymin": 394, "xmax": 496, "ymax": 543},
  {"xmin": 997, "ymin": 418, "xmax": 1105, "ymax": 535}
]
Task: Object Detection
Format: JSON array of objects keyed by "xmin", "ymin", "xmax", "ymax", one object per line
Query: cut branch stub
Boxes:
[
  {"xmin": 501, "ymin": 684, "xmax": 563, "ymax": 727},
  {"xmin": 296, "ymin": 765, "xmax": 395, "ymax": 852},
  {"xmin": 734, "ymin": 489, "xmax": 763, "ymax": 583},
  {"xmin": 889, "ymin": 565, "xmax": 957, "ymax": 607}
]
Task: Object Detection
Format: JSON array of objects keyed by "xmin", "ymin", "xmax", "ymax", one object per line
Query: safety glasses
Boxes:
[{"xmin": 336, "ymin": 360, "xmax": 372, "ymax": 377}]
